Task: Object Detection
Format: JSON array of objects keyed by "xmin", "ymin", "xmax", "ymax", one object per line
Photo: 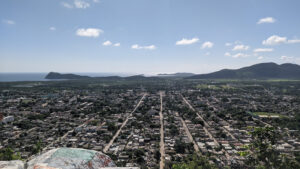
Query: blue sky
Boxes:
[{"xmin": 1, "ymin": 0, "xmax": 300, "ymax": 74}]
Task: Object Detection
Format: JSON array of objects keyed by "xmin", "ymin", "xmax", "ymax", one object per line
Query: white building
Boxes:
[{"xmin": 2, "ymin": 116, "xmax": 14, "ymax": 124}]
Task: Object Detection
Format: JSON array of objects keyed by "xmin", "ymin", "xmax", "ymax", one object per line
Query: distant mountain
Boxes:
[
  {"xmin": 45, "ymin": 72, "xmax": 91, "ymax": 79},
  {"xmin": 157, "ymin": 72, "xmax": 195, "ymax": 77},
  {"xmin": 45, "ymin": 72, "xmax": 160, "ymax": 81},
  {"xmin": 188, "ymin": 63, "xmax": 300, "ymax": 79},
  {"xmin": 122, "ymin": 74, "xmax": 160, "ymax": 81}
]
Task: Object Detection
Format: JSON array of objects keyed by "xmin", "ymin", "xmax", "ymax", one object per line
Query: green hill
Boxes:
[{"xmin": 188, "ymin": 63, "xmax": 300, "ymax": 79}]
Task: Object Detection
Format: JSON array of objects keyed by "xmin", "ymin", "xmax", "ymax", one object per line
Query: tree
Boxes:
[
  {"xmin": 170, "ymin": 124, "xmax": 179, "ymax": 136},
  {"xmin": 239, "ymin": 127, "xmax": 300, "ymax": 169},
  {"xmin": 154, "ymin": 150, "xmax": 161, "ymax": 161},
  {"xmin": 175, "ymin": 139, "xmax": 186, "ymax": 154},
  {"xmin": 134, "ymin": 149, "xmax": 145, "ymax": 165},
  {"xmin": 107, "ymin": 122, "xmax": 117, "ymax": 133},
  {"xmin": 32, "ymin": 140, "xmax": 43, "ymax": 154},
  {"xmin": 172, "ymin": 154, "xmax": 218, "ymax": 169},
  {"xmin": 0, "ymin": 147, "xmax": 22, "ymax": 161}
]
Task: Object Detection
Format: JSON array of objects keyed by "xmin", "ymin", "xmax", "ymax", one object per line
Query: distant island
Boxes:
[
  {"xmin": 188, "ymin": 62, "xmax": 300, "ymax": 79},
  {"xmin": 45, "ymin": 72, "xmax": 91, "ymax": 79}
]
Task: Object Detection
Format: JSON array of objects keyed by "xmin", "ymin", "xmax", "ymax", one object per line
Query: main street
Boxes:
[
  {"xmin": 159, "ymin": 91, "xmax": 165, "ymax": 169},
  {"xmin": 103, "ymin": 93, "xmax": 147, "ymax": 153}
]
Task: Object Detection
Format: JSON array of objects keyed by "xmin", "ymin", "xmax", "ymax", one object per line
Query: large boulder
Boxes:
[
  {"xmin": 0, "ymin": 160, "xmax": 24, "ymax": 169},
  {"xmin": 27, "ymin": 148, "xmax": 116, "ymax": 169}
]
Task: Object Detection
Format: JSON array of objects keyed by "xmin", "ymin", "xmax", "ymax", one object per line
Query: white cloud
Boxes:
[
  {"xmin": 103, "ymin": 40, "xmax": 112, "ymax": 46},
  {"xmin": 201, "ymin": 41, "xmax": 214, "ymax": 49},
  {"xmin": 287, "ymin": 39, "xmax": 300, "ymax": 44},
  {"xmin": 62, "ymin": 0, "xmax": 91, "ymax": 9},
  {"xmin": 257, "ymin": 17, "xmax": 276, "ymax": 24},
  {"xmin": 205, "ymin": 52, "xmax": 211, "ymax": 56},
  {"xmin": 232, "ymin": 44, "xmax": 250, "ymax": 51},
  {"xmin": 225, "ymin": 43, "xmax": 232, "ymax": 46},
  {"xmin": 175, "ymin": 38, "xmax": 199, "ymax": 45},
  {"xmin": 280, "ymin": 55, "xmax": 293, "ymax": 60},
  {"xmin": 114, "ymin": 43, "xmax": 120, "ymax": 47},
  {"xmin": 103, "ymin": 41, "xmax": 120, "ymax": 47},
  {"xmin": 263, "ymin": 35, "xmax": 300, "ymax": 45},
  {"xmin": 61, "ymin": 2, "xmax": 73, "ymax": 8},
  {"xmin": 131, "ymin": 44, "xmax": 156, "ymax": 50},
  {"xmin": 131, "ymin": 44, "xmax": 139, "ymax": 49},
  {"xmin": 253, "ymin": 48, "xmax": 273, "ymax": 53},
  {"xmin": 49, "ymin": 27, "xmax": 56, "ymax": 31},
  {"xmin": 76, "ymin": 28, "xmax": 103, "ymax": 37},
  {"xmin": 262, "ymin": 35, "xmax": 287, "ymax": 45},
  {"xmin": 2, "ymin": 19, "xmax": 15, "ymax": 25},
  {"xmin": 93, "ymin": 0, "xmax": 100, "ymax": 3},
  {"xmin": 224, "ymin": 52, "xmax": 231, "ymax": 57},
  {"xmin": 258, "ymin": 56, "xmax": 264, "ymax": 60},
  {"xmin": 74, "ymin": 0, "xmax": 90, "ymax": 9},
  {"xmin": 232, "ymin": 53, "xmax": 249, "ymax": 58}
]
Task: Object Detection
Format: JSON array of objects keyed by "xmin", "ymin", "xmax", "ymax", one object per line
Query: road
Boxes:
[
  {"xmin": 103, "ymin": 93, "xmax": 147, "ymax": 153},
  {"xmin": 159, "ymin": 92, "xmax": 165, "ymax": 169},
  {"xmin": 204, "ymin": 98, "xmax": 240, "ymax": 142},
  {"xmin": 176, "ymin": 112, "xmax": 200, "ymax": 153},
  {"xmin": 181, "ymin": 96, "xmax": 219, "ymax": 145},
  {"xmin": 181, "ymin": 95, "xmax": 230, "ymax": 159}
]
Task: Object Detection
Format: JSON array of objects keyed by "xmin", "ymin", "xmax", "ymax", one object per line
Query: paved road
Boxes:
[
  {"xmin": 182, "ymin": 96, "xmax": 219, "ymax": 145},
  {"xmin": 181, "ymin": 95, "xmax": 230, "ymax": 159},
  {"xmin": 159, "ymin": 92, "xmax": 165, "ymax": 169},
  {"xmin": 204, "ymin": 99, "xmax": 240, "ymax": 142},
  {"xmin": 103, "ymin": 93, "xmax": 147, "ymax": 153},
  {"xmin": 176, "ymin": 112, "xmax": 200, "ymax": 153}
]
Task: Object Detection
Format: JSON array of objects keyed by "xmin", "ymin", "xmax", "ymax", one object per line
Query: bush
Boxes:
[
  {"xmin": 172, "ymin": 154, "xmax": 217, "ymax": 169},
  {"xmin": 0, "ymin": 147, "xmax": 22, "ymax": 161}
]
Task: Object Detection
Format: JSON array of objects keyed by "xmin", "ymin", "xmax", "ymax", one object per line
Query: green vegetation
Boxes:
[
  {"xmin": 27, "ymin": 113, "xmax": 50, "ymax": 120},
  {"xmin": 32, "ymin": 140, "xmax": 43, "ymax": 154},
  {"xmin": 239, "ymin": 127, "xmax": 300, "ymax": 169},
  {"xmin": 89, "ymin": 119, "xmax": 100, "ymax": 126},
  {"xmin": 172, "ymin": 127, "xmax": 300, "ymax": 169},
  {"xmin": 169, "ymin": 124, "xmax": 179, "ymax": 136},
  {"xmin": 0, "ymin": 147, "xmax": 22, "ymax": 161},
  {"xmin": 196, "ymin": 84, "xmax": 220, "ymax": 90},
  {"xmin": 172, "ymin": 154, "xmax": 218, "ymax": 169},
  {"xmin": 272, "ymin": 113, "xmax": 300, "ymax": 131},
  {"xmin": 174, "ymin": 139, "xmax": 194, "ymax": 154},
  {"xmin": 189, "ymin": 63, "xmax": 300, "ymax": 79},
  {"xmin": 196, "ymin": 84, "xmax": 234, "ymax": 90}
]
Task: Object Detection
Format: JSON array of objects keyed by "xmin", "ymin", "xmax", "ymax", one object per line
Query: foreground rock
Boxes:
[
  {"xmin": 1, "ymin": 148, "xmax": 117, "ymax": 169},
  {"xmin": 27, "ymin": 148, "xmax": 116, "ymax": 169},
  {"xmin": 0, "ymin": 160, "xmax": 24, "ymax": 169}
]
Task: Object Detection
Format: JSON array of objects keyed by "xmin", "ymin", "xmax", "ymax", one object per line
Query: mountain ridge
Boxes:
[
  {"xmin": 45, "ymin": 63, "xmax": 300, "ymax": 80},
  {"xmin": 45, "ymin": 72, "xmax": 161, "ymax": 81},
  {"xmin": 188, "ymin": 62, "xmax": 300, "ymax": 79}
]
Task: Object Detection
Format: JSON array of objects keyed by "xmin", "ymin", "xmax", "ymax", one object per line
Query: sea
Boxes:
[{"xmin": 0, "ymin": 73, "xmax": 133, "ymax": 82}]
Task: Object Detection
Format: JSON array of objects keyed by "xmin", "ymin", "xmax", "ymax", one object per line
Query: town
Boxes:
[{"xmin": 0, "ymin": 79, "xmax": 300, "ymax": 168}]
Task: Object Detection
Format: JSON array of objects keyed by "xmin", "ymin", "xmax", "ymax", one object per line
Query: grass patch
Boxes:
[
  {"xmin": 252, "ymin": 112, "xmax": 287, "ymax": 118},
  {"xmin": 196, "ymin": 84, "xmax": 235, "ymax": 90}
]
